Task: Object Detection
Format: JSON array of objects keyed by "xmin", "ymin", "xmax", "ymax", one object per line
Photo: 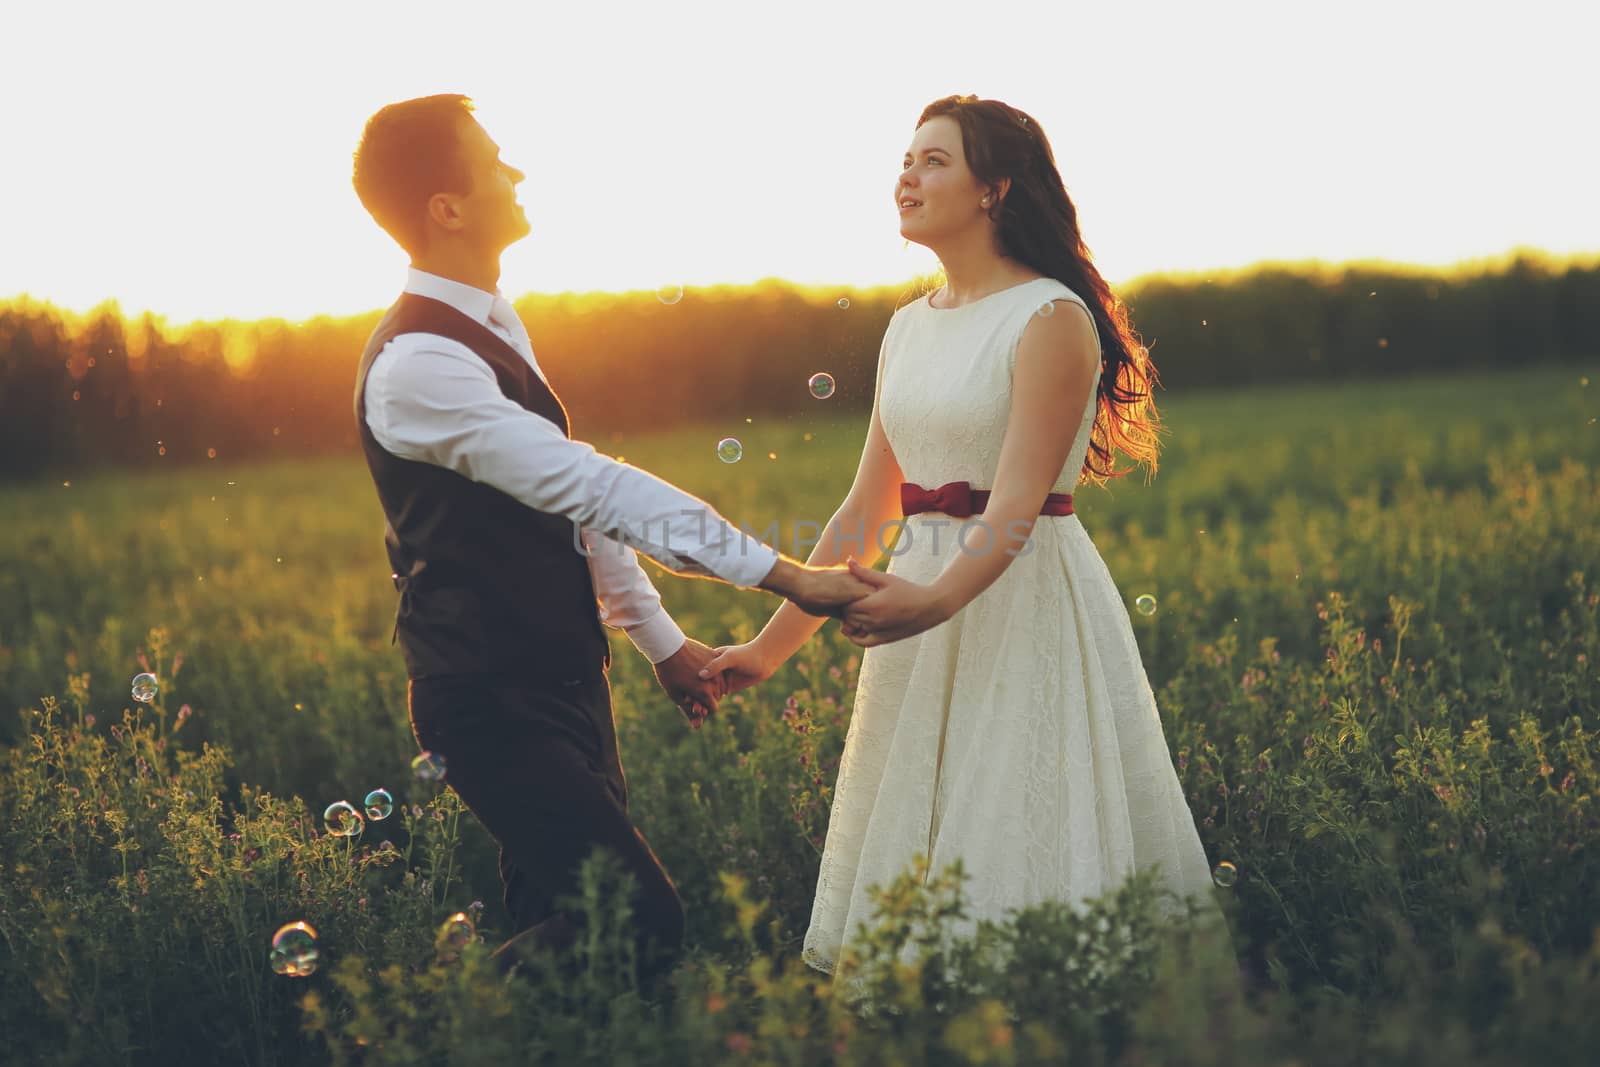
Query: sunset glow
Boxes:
[{"xmin": 5, "ymin": 0, "xmax": 1595, "ymax": 324}]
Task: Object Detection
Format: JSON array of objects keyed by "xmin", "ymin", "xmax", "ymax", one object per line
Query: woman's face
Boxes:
[{"xmin": 895, "ymin": 115, "xmax": 988, "ymax": 247}]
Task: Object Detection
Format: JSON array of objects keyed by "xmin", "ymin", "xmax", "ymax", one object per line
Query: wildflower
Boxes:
[
  {"xmin": 706, "ymin": 993, "xmax": 727, "ymax": 1014},
  {"xmin": 1561, "ymin": 773, "xmax": 1576, "ymax": 793},
  {"xmin": 84, "ymin": 714, "xmax": 95, "ymax": 728},
  {"xmin": 725, "ymin": 1033, "xmax": 752, "ymax": 1054},
  {"xmin": 177, "ymin": 704, "xmax": 191, "ymax": 722},
  {"xmin": 828, "ymin": 665, "xmax": 843, "ymax": 681}
]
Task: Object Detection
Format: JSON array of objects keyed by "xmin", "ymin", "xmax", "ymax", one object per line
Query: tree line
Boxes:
[{"xmin": 1, "ymin": 251, "xmax": 1594, "ymax": 480}]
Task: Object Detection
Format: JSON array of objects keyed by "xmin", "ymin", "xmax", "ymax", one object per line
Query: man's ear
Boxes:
[{"xmin": 425, "ymin": 192, "xmax": 465, "ymax": 234}]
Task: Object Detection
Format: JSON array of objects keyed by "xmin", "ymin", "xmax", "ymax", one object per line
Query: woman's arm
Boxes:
[
  {"xmin": 701, "ymin": 330, "xmax": 906, "ymax": 686},
  {"xmin": 747, "ymin": 399, "xmax": 907, "ymax": 665}
]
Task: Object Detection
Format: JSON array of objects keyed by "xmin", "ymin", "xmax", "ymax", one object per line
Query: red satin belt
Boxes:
[{"xmin": 900, "ymin": 480, "xmax": 1075, "ymax": 519}]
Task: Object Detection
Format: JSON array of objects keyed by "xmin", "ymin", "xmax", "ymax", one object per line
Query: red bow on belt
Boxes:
[{"xmin": 900, "ymin": 481, "xmax": 1075, "ymax": 519}]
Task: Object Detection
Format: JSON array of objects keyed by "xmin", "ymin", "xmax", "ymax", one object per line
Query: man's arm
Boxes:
[
  {"xmin": 581, "ymin": 525, "xmax": 686, "ymax": 662},
  {"xmin": 365, "ymin": 334, "xmax": 779, "ymax": 587}
]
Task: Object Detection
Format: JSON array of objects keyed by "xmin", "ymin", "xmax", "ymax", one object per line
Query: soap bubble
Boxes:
[
  {"xmin": 1035, "ymin": 301, "xmax": 1056, "ymax": 317},
  {"xmin": 363, "ymin": 788, "xmax": 394, "ymax": 821},
  {"xmin": 808, "ymin": 372, "xmax": 835, "ymax": 399},
  {"xmin": 323, "ymin": 800, "xmax": 364, "ymax": 837},
  {"xmin": 837, "ymin": 297, "xmax": 851, "ymax": 310},
  {"xmin": 269, "ymin": 921, "xmax": 320, "ymax": 977},
  {"xmin": 131, "ymin": 673, "xmax": 158, "ymax": 703},
  {"xmin": 411, "ymin": 751, "xmax": 447, "ymax": 782},
  {"xmin": 1212, "ymin": 861, "xmax": 1238, "ymax": 888},
  {"xmin": 1134, "ymin": 594, "xmax": 1158, "ymax": 616},
  {"xmin": 655, "ymin": 284, "xmax": 683, "ymax": 305},
  {"xmin": 716, "ymin": 437, "xmax": 743, "ymax": 464},
  {"xmin": 436, "ymin": 911, "xmax": 476, "ymax": 962}
]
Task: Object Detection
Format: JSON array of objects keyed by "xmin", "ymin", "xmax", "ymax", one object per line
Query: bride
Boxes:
[{"xmin": 702, "ymin": 94, "xmax": 1221, "ymax": 975}]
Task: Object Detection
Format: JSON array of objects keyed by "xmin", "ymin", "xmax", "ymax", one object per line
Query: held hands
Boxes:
[
  {"xmin": 761, "ymin": 557, "xmax": 877, "ymax": 619},
  {"xmin": 696, "ymin": 640, "xmax": 778, "ymax": 696},
  {"xmin": 653, "ymin": 637, "xmax": 726, "ymax": 729},
  {"xmin": 702, "ymin": 557, "xmax": 945, "ymax": 698},
  {"xmin": 838, "ymin": 558, "xmax": 951, "ymax": 647}
]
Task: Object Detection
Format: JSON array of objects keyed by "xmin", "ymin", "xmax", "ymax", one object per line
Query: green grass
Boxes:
[{"xmin": 2, "ymin": 361, "xmax": 1597, "ymax": 1065}]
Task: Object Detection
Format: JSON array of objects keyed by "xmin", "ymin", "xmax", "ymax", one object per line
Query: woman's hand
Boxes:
[
  {"xmin": 838, "ymin": 558, "xmax": 952, "ymax": 647},
  {"xmin": 698, "ymin": 640, "xmax": 781, "ymax": 696}
]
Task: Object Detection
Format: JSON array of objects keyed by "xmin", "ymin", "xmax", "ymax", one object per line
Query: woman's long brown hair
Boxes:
[{"xmin": 918, "ymin": 95, "xmax": 1164, "ymax": 487}]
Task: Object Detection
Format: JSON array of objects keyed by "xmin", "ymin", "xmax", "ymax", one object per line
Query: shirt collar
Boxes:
[{"xmin": 403, "ymin": 267, "xmax": 502, "ymax": 328}]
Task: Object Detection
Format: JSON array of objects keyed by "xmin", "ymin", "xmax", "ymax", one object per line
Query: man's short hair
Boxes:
[{"xmin": 352, "ymin": 94, "xmax": 477, "ymax": 256}]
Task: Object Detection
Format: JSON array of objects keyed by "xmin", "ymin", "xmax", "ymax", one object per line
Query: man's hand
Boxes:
[
  {"xmin": 759, "ymin": 557, "xmax": 876, "ymax": 619},
  {"xmin": 654, "ymin": 638, "xmax": 725, "ymax": 729}
]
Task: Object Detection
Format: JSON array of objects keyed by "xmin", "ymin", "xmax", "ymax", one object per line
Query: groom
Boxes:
[{"xmin": 350, "ymin": 94, "xmax": 871, "ymax": 979}]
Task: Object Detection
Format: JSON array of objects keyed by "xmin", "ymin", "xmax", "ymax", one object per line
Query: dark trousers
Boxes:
[{"xmin": 408, "ymin": 671, "xmax": 685, "ymax": 978}]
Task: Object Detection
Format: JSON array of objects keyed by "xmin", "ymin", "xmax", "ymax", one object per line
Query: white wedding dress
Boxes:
[{"xmin": 803, "ymin": 278, "xmax": 1221, "ymax": 975}]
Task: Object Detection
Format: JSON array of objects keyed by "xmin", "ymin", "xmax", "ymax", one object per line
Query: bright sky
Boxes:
[{"xmin": 4, "ymin": 0, "xmax": 1595, "ymax": 324}]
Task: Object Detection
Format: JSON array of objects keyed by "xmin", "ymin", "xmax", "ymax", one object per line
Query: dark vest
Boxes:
[{"xmin": 354, "ymin": 293, "xmax": 611, "ymax": 682}]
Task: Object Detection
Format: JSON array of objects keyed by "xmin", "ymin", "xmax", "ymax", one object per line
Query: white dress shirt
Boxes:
[{"xmin": 363, "ymin": 268, "xmax": 780, "ymax": 664}]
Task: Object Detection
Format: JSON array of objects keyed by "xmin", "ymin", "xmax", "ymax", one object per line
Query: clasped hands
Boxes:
[{"xmin": 656, "ymin": 557, "xmax": 950, "ymax": 727}]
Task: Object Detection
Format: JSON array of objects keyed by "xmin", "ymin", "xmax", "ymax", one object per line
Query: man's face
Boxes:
[{"xmin": 451, "ymin": 117, "xmax": 530, "ymax": 254}]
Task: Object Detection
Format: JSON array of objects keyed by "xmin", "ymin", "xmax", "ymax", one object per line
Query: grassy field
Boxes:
[{"xmin": 1, "ymin": 362, "xmax": 1597, "ymax": 1065}]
